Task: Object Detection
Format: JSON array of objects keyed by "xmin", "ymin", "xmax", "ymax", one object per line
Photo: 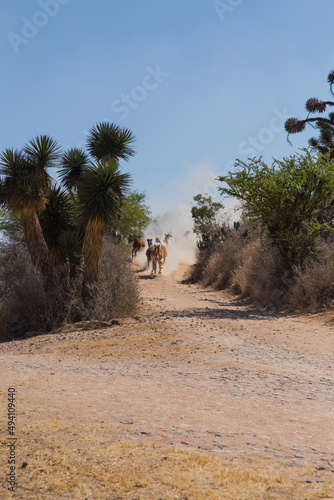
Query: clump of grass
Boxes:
[
  {"xmin": 231, "ymin": 238, "xmax": 288, "ymax": 307},
  {"xmin": 201, "ymin": 236, "xmax": 246, "ymax": 289},
  {"xmin": 188, "ymin": 246, "xmax": 211, "ymax": 283},
  {"xmin": 189, "ymin": 234, "xmax": 246, "ymax": 286},
  {"xmin": 288, "ymin": 240, "xmax": 334, "ymax": 311}
]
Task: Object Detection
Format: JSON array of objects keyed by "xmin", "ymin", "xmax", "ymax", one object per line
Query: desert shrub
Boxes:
[
  {"xmin": 287, "ymin": 240, "xmax": 334, "ymax": 311},
  {"xmin": 189, "ymin": 231, "xmax": 289, "ymax": 308},
  {"xmin": 201, "ymin": 249, "xmax": 226, "ymax": 287},
  {"xmin": 188, "ymin": 244, "xmax": 217, "ymax": 283},
  {"xmin": 89, "ymin": 237, "xmax": 139, "ymax": 319},
  {"xmin": 231, "ymin": 238, "xmax": 288, "ymax": 306},
  {"xmin": 0, "ymin": 244, "xmax": 66, "ymax": 340},
  {"xmin": 192, "ymin": 232, "xmax": 288, "ymax": 307},
  {"xmin": 201, "ymin": 237, "xmax": 244, "ymax": 289},
  {"xmin": 190, "ymin": 228, "xmax": 334, "ymax": 311},
  {"xmin": 218, "ymin": 150, "xmax": 334, "ymax": 266},
  {"xmin": 189, "ymin": 227, "xmax": 255, "ymax": 289},
  {"xmin": 0, "ymin": 238, "xmax": 139, "ymax": 341}
]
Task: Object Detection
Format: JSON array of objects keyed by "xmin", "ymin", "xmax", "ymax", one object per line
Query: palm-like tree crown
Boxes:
[
  {"xmin": 86, "ymin": 122, "xmax": 135, "ymax": 164},
  {"xmin": 79, "ymin": 161, "xmax": 131, "ymax": 225},
  {"xmin": 24, "ymin": 135, "xmax": 60, "ymax": 186},
  {"xmin": 59, "ymin": 148, "xmax": 90, "ymax": 192},
  {"xmin": 0, "ymin": 148, "xmax": 46, "ymax": 213},
  {"xmin": 58, "ymin": 230, "xmax": 84, "ymax": 264},
  {"xmin": 39, "ymin": 186, "xmax": 77, "ymax": 254}
]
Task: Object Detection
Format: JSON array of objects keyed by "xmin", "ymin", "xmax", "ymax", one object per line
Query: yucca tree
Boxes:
[
  {"xmin": 39, "ymin": 186, "xmax": 79, "ymax": 269},
  {"xmin": 59, "ymin": 148, "xmax": 90, "ymax": 192},
  {"xmin": 285, "ymin": 70, "xmax": 334, "ymax": 157},
  {"xmin": 0, "ymin": 143, "xmax": 58, "ymax": 284},
  {"xmin": 79, "ymin": 161, "xmax": 131, "ymax": 291},
  {"xmin": 58, "ymin": 229, "xmax": 84, "ymax": 280},
  {"xmin": 24, "ymin": 135, "xmax": 60, "ymax": 185},
  {"xmin": 86, "ymin": 122, "xmax": 135, "ymax": 165}
]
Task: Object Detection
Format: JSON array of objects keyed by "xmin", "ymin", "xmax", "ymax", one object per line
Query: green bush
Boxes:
[{"xmin": 218, "ymin": 150, "xmax": 334, "ymax": 266}]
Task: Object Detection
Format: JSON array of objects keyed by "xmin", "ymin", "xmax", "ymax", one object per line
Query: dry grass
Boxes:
[
  {"xmin": 287, "ymin": 241, "xmax": 334, "ymax": 311},
  {"xmin": 0, "ymin": 238, "xmax": 139, "ymax": 341},
  {"xmin": 188, "ymin": 233, "xmax": 288, "ymax": 309},
  {"xmin": 0, "ymin": 244, "xmax": 64, "ymax": 339},
  {"xmin": 31, "ymin": 323, "xmax": 208, "ymax": 360},
  {"xmin": 231, "ymin": 239, "xmax": 287, "ymax": 307},
  {"xmin": 201, "ymin": 238, "xmax": 242, "ymax": 289},
  {"xmin": 93, "ymin": 238, "xmax": 139, "ymax": 319},
  {"xmin": 190, "ymin": 229, "xmax": 334, "ymax": 312},
  {"xmin": 1, "ymin": 414, "xmax": 332, "ymax": 499}
]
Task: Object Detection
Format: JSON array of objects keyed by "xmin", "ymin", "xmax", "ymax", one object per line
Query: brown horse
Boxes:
[
  {"xmin": 146, "ymin": 239, "xmax": 153, "ymax": 267},
  {"xmin": 150, "ymin": 244, "xmax": 167, "ymax": 276},
  {"xmin": 132, "ymin": 238, "xmax": 145, "ymax": 258},
  {"xmin": 160, "ymin": 244, "xmax": 167, "ymax": 263}
]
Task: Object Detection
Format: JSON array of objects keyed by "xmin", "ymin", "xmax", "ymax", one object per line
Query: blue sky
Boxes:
[{"xmin": 1, "ymin": 0, "xmax": 334, "ymax": 216}]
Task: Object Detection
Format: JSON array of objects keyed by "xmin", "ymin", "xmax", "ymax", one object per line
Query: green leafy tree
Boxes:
[
  {"xmin": 218, "ymin": 150, "xmax": 334, "ymax": 265},
  {"xmin": 285, "ymin": 70, "xmax": 334, "ymax": 157},
  {"xmin": 113, "ymin": 191, "xmax": 151, "ymax": 242},
  {"xmin": 191, "ymin": 193, "xmax": 225, "ymax": 236}
]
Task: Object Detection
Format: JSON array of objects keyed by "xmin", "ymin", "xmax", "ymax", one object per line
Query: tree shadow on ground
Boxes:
[
  {"xmin": 173, "ymin": 282, "xmax": 297, "ymax": 322},
  {"xmin": 164, "ymin": 306, "xmax": 272, "ymax": 322}
]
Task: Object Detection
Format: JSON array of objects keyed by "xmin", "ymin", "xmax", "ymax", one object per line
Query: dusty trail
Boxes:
[{"xmin": 0, "ymin": 262, "xmax": 334, "ymax": 498}]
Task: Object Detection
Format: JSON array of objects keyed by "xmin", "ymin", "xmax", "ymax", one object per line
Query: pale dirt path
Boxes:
[{"xmin": 1, "ymin": 262, "xmax": 334, "ymax": 498}]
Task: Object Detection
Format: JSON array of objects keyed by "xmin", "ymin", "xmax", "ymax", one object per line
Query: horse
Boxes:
[
  {"xmin": 164, "ymin": 232, "xmax": 173, "ymax": 244},
  {"xmin": 160, "ymin": 244, "xmax": 167, "ymax": 263},
  {"xmin": 146, "ymin": 238, "xmax": 153, "ymax": 267},
  {"xmin": 132, "ymin": 237, "xmax": 145, "ymax": 258},
  {"xmin": 150, "ymin": 244, "xmax": 167, "ymax": 276}
]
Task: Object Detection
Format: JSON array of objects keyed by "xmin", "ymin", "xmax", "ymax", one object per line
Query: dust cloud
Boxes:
[{"xmin": 133, "ymin": 206, "xmax": 197, "ymax": 275}]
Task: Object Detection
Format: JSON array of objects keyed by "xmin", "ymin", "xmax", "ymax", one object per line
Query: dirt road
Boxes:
[{"xmin": 1, "ymin": 263, "xmax": 333, "ymax": 499}]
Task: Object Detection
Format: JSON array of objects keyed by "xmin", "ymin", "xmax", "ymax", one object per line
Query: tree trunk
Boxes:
[
  {"xmin": 20, "ymin": 208, "xmax": 58, "ymax": 289},
  {"xmin": 82, "ymin": 218, "xmax": 104, "ymax": 302}
]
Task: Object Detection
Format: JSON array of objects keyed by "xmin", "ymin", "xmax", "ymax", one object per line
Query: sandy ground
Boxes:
[{"xmin": 0, "ymin": 260, "xmax": 334, "ymax": 499}]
